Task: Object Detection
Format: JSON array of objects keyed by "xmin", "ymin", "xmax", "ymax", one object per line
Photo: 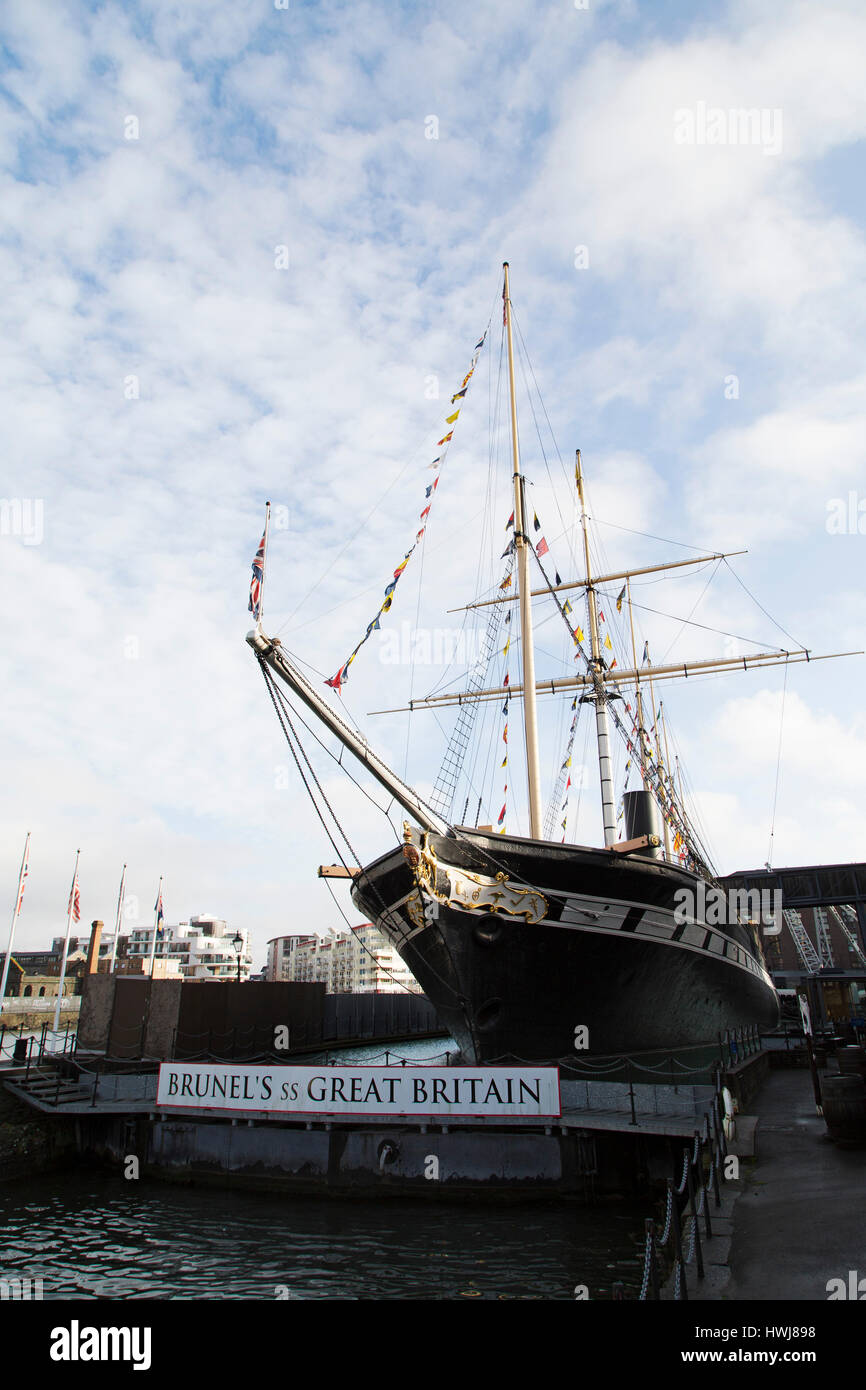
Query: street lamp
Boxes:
[{"xmin": 232, "ymin": 932, "xmax": 244, "ymax": 984}]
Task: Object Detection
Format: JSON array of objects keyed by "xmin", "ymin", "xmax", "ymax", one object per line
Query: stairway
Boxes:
[{"xmin": 6, "ymin": 1066, "xmax": 94, "ymax": 1108}]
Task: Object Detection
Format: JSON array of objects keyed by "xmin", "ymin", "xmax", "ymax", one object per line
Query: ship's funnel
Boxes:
[{"xmin": 622, "ymin": 790, "xmax": 664, "ymax": 860}]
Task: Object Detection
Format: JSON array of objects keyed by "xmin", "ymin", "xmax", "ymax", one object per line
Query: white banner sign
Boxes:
[{"xmin": 157, "ymin": 1063, "xmax": 561, "ymax": 1118}]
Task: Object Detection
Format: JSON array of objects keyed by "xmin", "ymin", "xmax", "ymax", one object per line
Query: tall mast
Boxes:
[
  {"xmin": 109, "ymin": 863, "xmax": 126, "ymax": 973},
  {"xmin": 625, "ymin": 576, "xmax": 648, "ymax": 787},
  {"xmin": 54, "ymin": 849, "xmax": 80, "ymax": 1035},
  {"xmin": 644, "ymin": 650, "xmax": 671, "ymax": 860},
  {"xmin": 502, "ymin": 263, "xmax": 543, "ymax": 838},
  {"xmin": 575, "ymin": 450, "xmax": 617, "ymax": 847}
]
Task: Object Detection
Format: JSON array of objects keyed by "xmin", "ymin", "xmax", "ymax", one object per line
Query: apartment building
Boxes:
[{"xmin": 266, "ymin": 924, "xmax": 421, "ymax": 994}]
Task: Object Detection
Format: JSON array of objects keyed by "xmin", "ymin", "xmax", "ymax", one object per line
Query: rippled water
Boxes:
[{"xmin": 0, "ymin": 1172, "xmax": 646, "ymax": 1300}]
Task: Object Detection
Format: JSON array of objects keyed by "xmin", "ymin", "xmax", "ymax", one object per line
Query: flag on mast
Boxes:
[
  {"xmin": 248, "ymin": 502, "xmax": 270, "ymax": 623},
  {"xmin": 68, "ymin": 867, "xmax": 81, "ymax": 924},
  {"xmin": 14, "ymin": 834, "xmax": 30, "ymax": 917}
]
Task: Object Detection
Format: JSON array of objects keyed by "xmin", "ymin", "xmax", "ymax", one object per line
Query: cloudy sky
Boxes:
[{"xmin": 2, "ymin": 0, "xmax": 864, "ymax": 966}]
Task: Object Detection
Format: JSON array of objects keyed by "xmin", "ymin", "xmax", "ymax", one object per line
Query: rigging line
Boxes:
[
  {"xmin": 592, "ymin": 517, "xmax": 727, "ymax": 552},
  {"xmin": 320, "ymin": 877, "xmax": 417, "ymax": 995},
  {"xmin": 269, "ymin": 676, "xmax": 406, "ymax": 826},
  {"xmin": 272, "ymin": 455, "xmax": 424, "ymax": 642},
  {"xmin": 658, "ymin": 561, "xmax": 722, "ymax": 664},
  {"xmin": 273, "ymin": 644, "xmax": 378, "ymax": 751},
  {"xmin": 593, "ymin": 590, "xmax": 787, "ymax": 651},
  {"xmin": 529, "ymin": 545, "xmax": 715, "ymax": 874},
  {"xmin": 274, "ymin": 301, "xmax": 496, "ymax": 643},
  {"xmin": 767, "ymin": 665, "xmax": 789, "ymax": 870},
  {"xmin": 403, "ymin": 517, "xmax": 427, "ymax": 781},
  {"xmin": 512, "ymin": 310, "xmax": 581, "ymax": 576},
  {"xmin": 511, "ymin": 309, "xmax": 566, "ymax": 473},
  {"xmin": 281, "ymin": 503, "xmax": 490, "ymax": 639},
  {"xmin": 260, "ymin": 661, "xmax": 464, "ymax": 1004},
  {"xmin": 722, "ymin": 559, "xmax": 809, "ymax": 651}
]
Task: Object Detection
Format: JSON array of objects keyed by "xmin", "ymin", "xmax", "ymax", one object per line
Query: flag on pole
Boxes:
[
  {"xmin": 616, "ymin": 586, "xmax": 626, "ymax": 613},
  {"xmin": 14, "ymin": 837, "xmax": 30, "ymax": 917},
  {"xmin": 155, "ymin": 884, "xmax": 165, "ymax": 940},
  {"xmin": 68, "ymin": 869, "xmax": 81, "ymax": 924},
  {"xmin": 248, "ymin": 526, "xmax": 266, "ymax": 621}
]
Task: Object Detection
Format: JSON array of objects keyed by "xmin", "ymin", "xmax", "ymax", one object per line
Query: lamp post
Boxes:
[{"xmin": 232, "ymin": 932, "xmax": 244, "ymax": 984}]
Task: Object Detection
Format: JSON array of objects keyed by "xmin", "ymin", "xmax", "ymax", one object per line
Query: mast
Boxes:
[
  {"xmin": 149, "ymin": 877, "xmax": 164, "ymax": 978},
  {"xmin": 502, "ymin": 263, "xmax": 543, "ymax": 839},
  {"xmin": 575, "ymin": 449, "xmax": 617, "ymax": 847},
  {"xmin": 625, "ymin": 577, "xmax": 648, "ymax": 787},
  {"xmin": 54, "ymin": 849, "xmax": 80, "ymax": 1035},
  {"xmin": 109, "ymin": 863, "xmax": 126, "ymax": 973},
  {"xmin": 644, "ymin": 649, "xmax": 671, "ymax": 860},
  {"xmin": 0, "ymin": 832, "xmax": 30, "ymax": 1014}
]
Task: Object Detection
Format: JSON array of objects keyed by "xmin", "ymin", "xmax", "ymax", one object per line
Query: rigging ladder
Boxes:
[{"xmin": 429, "ymin": 576, "xmax": 511, "ymax": 821}]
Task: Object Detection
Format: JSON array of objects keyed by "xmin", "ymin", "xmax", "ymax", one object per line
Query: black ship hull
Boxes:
[{"xmin": 351, "ymin": 825, "xmax": 780, "ymax": 1063}]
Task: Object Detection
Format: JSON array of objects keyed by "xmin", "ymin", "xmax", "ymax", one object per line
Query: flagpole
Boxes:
[
  {"xmin": 0, "ymin": 832, "xmax": 31, "ymax": 1015},
  {"xmin": 149, "ymin": 876, "xmax": 162, "ymax": 977},
  {"xmin": 109, "ymin": 864, "xmax": 126, "ymax": 973},
  {"xmin": 258, "ymin": 501, "xmax": 271, "ymax": 630},
  {"xmin": 54, "ymin": 849, "xmax": 80, "ymax": 1035}
]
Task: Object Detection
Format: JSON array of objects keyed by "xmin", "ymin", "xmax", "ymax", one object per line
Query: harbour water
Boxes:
[
  {"xmin": 0, "ymin": 1171, "xmax": 647, "ymax": 1300},
  {"xmin": 0, "ymin": 1035, "xmax": 652, "ymax": 1299}
]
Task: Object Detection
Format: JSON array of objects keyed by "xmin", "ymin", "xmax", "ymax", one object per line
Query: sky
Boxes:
[{"xmin": 1, "ymin": 0, "xmax": 865, "ymax": 968}]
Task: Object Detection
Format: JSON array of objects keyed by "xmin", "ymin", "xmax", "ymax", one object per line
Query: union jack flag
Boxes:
[
  {"xmin": 68, "ymin": 871, "xmax": 81, "ymax": 924},
  {"xmin": 248, "ymin": 529, "xmax": 266, "ymax": 620}
]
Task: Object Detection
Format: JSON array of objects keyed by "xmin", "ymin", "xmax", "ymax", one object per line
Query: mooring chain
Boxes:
[{"xmin": 639, "ymin": 1230, "xmax": 654, "ymax": 1301}]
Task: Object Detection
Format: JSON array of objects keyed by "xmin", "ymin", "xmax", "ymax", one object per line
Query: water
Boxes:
[
  {"xmin": 1, "ymin": 1033, "xmax": 648, "ymax": 1299},
  {"xmin": 0, "ymin": 1172, "xmax": 647, "ymax": 1300}
]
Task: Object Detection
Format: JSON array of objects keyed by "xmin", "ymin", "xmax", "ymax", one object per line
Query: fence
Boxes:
[{"xmin": 638, "ymin": 1065, "xmax": 730, "ymax": 1300}]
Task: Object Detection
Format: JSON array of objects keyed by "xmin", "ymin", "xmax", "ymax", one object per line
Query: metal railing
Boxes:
[{"xmin": 639, "ymin": 1066, "xmax": 729, "ymax": 1300}]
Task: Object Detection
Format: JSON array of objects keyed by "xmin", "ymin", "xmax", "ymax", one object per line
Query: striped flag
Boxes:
[
  {"xmin": 248, "ymin": 529, "xmax": 266, "ymax": 620},
  {"xmin": 68, "ymin": 870, "xmax": 81, "ymax": 924},
  {"xmin": 14, "ymin": 836, "xmax": 30, "ymax": 917}
]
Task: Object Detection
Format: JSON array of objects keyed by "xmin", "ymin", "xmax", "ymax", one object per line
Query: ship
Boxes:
[{"xmin": 247, "ymin": 264, "xmax": 855, "ymax": 1064}]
